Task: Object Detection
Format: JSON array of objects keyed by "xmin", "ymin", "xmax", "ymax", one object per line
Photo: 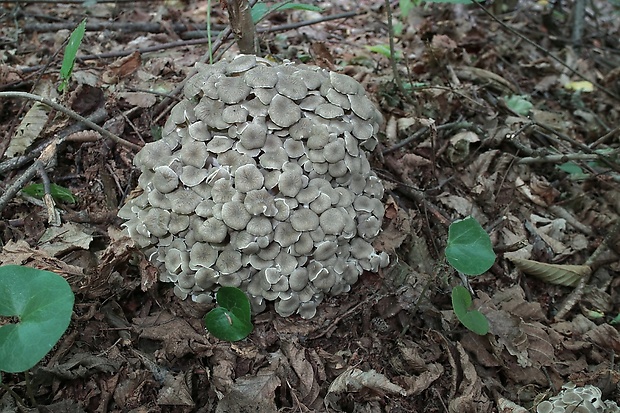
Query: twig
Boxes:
[
  {"xmin": 384, "ymin": 0, "xmax": 408, "ymax": 101},
  {"xmin": 382, "ymin": 121, "xmax": 474, "ymax": 155},
  {"xmin": 472, "ymin": 0, "xmax": 620, "ymax": 102},
  {"xmin": 517, "ymin": 153, "xmax": 599, "ymax": 164},
  {"xmin": 20, "ymin": 21, "xmax": 225, "ymax": 34},
  {"xmin": 0, "ymin": 91, "xmax": 141, "ymax": 151}
]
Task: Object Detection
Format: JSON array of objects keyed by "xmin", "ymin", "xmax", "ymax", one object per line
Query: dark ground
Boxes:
[{"xmin": 1, "ymin": 0, "xmax": 620, "ymax": 412}]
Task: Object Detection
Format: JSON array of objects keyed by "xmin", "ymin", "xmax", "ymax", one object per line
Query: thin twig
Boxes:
[
  {"xmin": 517, "ymin": 153, "xmax": 599, "ymax": 164},
  {"xmin": 0, "ymin": 92, "xmax": 141, "ymax": 151},
  {"xmin": 384, "ymin": 0, "xmax": 408, "ymax": 101},
  {"xmin": 472, "ymin": 1, "xmax": 620, "ymax": 102}
]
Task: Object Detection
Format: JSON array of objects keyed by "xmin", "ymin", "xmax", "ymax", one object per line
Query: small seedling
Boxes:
[
  {"xmin": 451, "ymin": 286, "xmax": 489, "ymax": 335},
  {"xmin": 445, "ymin": 216, "xmax": 495, "ymax": 335},
  {"xmin": 0, "ymin": 265, "xmax": 74, "ymax": 379},
  {"xmin": 503, "ymin": 95, "xmax": 533, "ymax": 116},
  {"xmin": 204, "ymin": 287, "xmax": 253, "ymax": 342},
  {"xmin": 22, "ymin": 183, "xmax": 77, "ymax": 204},
  {"xmin": 58, "ymin": 19, "xmax": 87, "ymax": 93},
  {"xmin": 365, "ymin": 44, "xmax": 402, "ymax": 60}
]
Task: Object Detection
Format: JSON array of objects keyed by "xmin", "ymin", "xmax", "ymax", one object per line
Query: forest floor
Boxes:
[{"xmin": 1, "ymin": 0, "xmax": 620, "ymax": 412}]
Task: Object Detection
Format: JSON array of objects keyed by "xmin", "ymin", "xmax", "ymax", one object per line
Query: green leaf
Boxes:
[
  {"xmin": 0, "ymin": 265, "xmax": 74, "ymax": 373},
  {"xmin": 503, "ymin": 95, "xmax": 533, "ymax": 116},
  {"xmin": 251, "ymin": 2, "xmax": 323, "ymax": 24},
  {"xmin": 22, "ymin": 183, "xmax": 77, "ymax": 204},
  {"xmin": 204, "ymin": 287, "xmax": 253, "ymax": 342},
  {"xmin": 58, "ymin": 19, "xmax": 87, "ymax": 92},
  {"xmin": 557, "ymin": 162, "xmax": 589, "ymax": 180},
  {"xmin": 445, "ymin": 216, "xmax": 495, "ymax": 276},
  {"xmin": 365, "ymin": 45, "xmax": 402, "ymax": 60},
  {"xmin": 451, "ymin": 286, "xmax": 489, "ymax": 335},
  {"xmin": 400, "ymin": 0, "xmax": 418, "ymax": 18}
]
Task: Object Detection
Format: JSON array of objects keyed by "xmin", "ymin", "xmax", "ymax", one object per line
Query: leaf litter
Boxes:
[{"xmin": 0, "ymin": 0, "xmax": 620, "ymax": 412}]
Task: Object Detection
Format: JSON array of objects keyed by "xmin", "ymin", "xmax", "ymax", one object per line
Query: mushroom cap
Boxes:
[
  {"xmin": 221, "ymin": 201, "xmax": 251, "ymax": 230},
  {"xmin": 119, "ymin": 56, "xmax": 389, "ymax": 319},
  {"xmin": 268, "ymin": 95, "xmax": 301, "ymax": 128},
  {"xmin": 234, "ymin": 164, "xmax": 264, "ymax": 193}
]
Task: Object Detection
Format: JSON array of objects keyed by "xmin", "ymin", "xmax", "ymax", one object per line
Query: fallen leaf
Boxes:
[
  {"xmin": 509, "ymin": 258, "xmax": 591, "ymax": 287},
  {"xmin": 325, "ymin": 368, "xmax": 406, "ymax": 410}
]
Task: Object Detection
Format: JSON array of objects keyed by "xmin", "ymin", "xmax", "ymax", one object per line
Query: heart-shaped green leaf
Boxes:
[
  {"xmin": 445, "ymin": 216, "xmax": 496, "ymax": 276},
  {"xmin": 451, "ymin": 286, "xmax": 489, "ymax": 335},
  {"xmin": 0, "ymin": 265, "xmax": 74, "ymax": 373},
  {"xmin": 204, "ymin": 287, "xmax": 253, "ymax": 342}
]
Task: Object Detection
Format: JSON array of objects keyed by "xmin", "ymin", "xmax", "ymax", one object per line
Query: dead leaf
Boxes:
[
  {"xmin": 157, "ymin": 372, "xmax": 194, "ymax": 407},
  {"xmin": 448, "ymin": 343, "xmax": 493, "ymax": 413},
  {"xmin": 325, "ymin": 368, "xmax": 406, "ymax": 411},
  {"xmin": 7, "ymin": 82, "xmax": 54, "ymax": 157},
  {"xmin": 509, "ymin": 258, "xmax": 591, "ymax": 287},
  {"xmin": 215, "ymin": 353, "xmax": 282, "ymax": 413},
  {"xmin": 584, "ymin": 323, "xmax": 620, "ymax": 353},
  {"xmin": 120, "ymin": 92, "xmax": 157, "ymax": 108},
  {"xmin": 103, "ymin": 51, "xmax": 142, "ymax": 83},
  {"xmin": 38, "ymin": 222, "xmax": 93, "ymax": 257}
]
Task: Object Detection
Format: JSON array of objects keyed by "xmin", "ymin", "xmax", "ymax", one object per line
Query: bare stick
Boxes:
[
  {"xmin": 224, "ymin": 0, "xmax": 257, "ymax": 54},
  {"xmin": 0, "ymin": 91, "xmax": 141, "ymax": 151}
]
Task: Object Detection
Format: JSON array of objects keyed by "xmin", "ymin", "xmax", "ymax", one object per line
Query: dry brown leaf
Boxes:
[
  {"xmin": 325, "ymin": 368, "xmax": 406, "ymax": 411},
  {"xmin": 373, "ymin": 198, "xmax": 412, "ymax": 254},
  {"xmin": 282, "ymin": 340, "xmax": 320, "ymax": 405},
  {"xmin": 448, "ymin": 343, "xmax": 493, "ymax": 413},
  {"xmin": 509, "ymin": 258, "xmax": 591, "ymax": 287},
  {"xmin": 515, "ymin": 176, "xmax": 549, "ymax": 207},
  {"xmin": 120, "ymin": 92, "xmax": 157, "ymax": 108},
  {"xmin": 38, "ymin": 222, "xmax": 93, "ymax": 257},
  {"xmin": 102, "ymin": 51, "xmax": 142, "ymax": 83},
  {"xmin": 157, "ymin": 372, "xmax": 194, "ymax": 407},
  {"xmin": 7, "ymin": 82, "xmax": 54, "ymax": 157},
  {"xmin": 397, "ymin": 363, "xmax": 443, "ymax": 396},
  {"xmin": 215, "ymin": 353, "xmax": 282, "ymax": 413},
  {"xmin": 584, "ymin": 323, "xmax": 620, "ymax": 353},
  {"xmin": 0, "ymin": 239, "xmax": 84, "ymax": 280},
  {"xmin": 133, "ymin": 312, "xmax": 211, "ymax": 359}
]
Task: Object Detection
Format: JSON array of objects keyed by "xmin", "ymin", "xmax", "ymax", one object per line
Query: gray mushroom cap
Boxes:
[{"xmin": 118, "ymin": 56, "xmax": 388, "ymax": 319}]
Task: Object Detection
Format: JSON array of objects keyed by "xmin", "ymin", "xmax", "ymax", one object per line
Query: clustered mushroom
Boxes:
[
  {"xmin": 118, "ymin": 55, "xmax": 389, "ymax": 319},
  {"xmin": 536, "ymin": 383, "xmax": 619, "ymax": 413}
]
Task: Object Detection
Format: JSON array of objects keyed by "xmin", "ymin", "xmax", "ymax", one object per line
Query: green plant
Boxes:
[
  {"xmin": 22, "ymin": 183, "xmax": 77, "ymax": 204},
  {"xmin": 204, "ymin": 287, "xmax": 253, "ymax": 342},
  {"xmin": 445, "ymin": 216, "xmax": 495, "ymax": 335},
  {"xmin": 58, "ymin": 19, "xmax": 86, "ymax": 93},
  {"xmin": 0, "ymin": 265, "xmax": 74, "ymax": 381},
  {"xmin": 503, "ymin": 94, "xmax": 533, "ymax": 116}
]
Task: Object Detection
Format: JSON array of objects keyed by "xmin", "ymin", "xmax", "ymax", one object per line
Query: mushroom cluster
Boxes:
[
  {"xmin": 118, "ymin": 55, "xmax": 388, "ymax": 319},
  {"xmin": 536, "ymin": 383, "xmax": 620, "ymax": 413}
]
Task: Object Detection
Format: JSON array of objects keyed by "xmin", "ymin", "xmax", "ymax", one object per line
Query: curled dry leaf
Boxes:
[
  {"xmin": 509, "ymin": 257, "xmax": 590, "ymax": 287},
  {"xmin": 325, "ymin": 368, "xmax": 406, "ymax": 411}
]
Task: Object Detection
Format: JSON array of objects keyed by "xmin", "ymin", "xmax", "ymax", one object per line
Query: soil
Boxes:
[{"xmin": 1, "ymin": 0, "xmax": 619, "ymax": 412}]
